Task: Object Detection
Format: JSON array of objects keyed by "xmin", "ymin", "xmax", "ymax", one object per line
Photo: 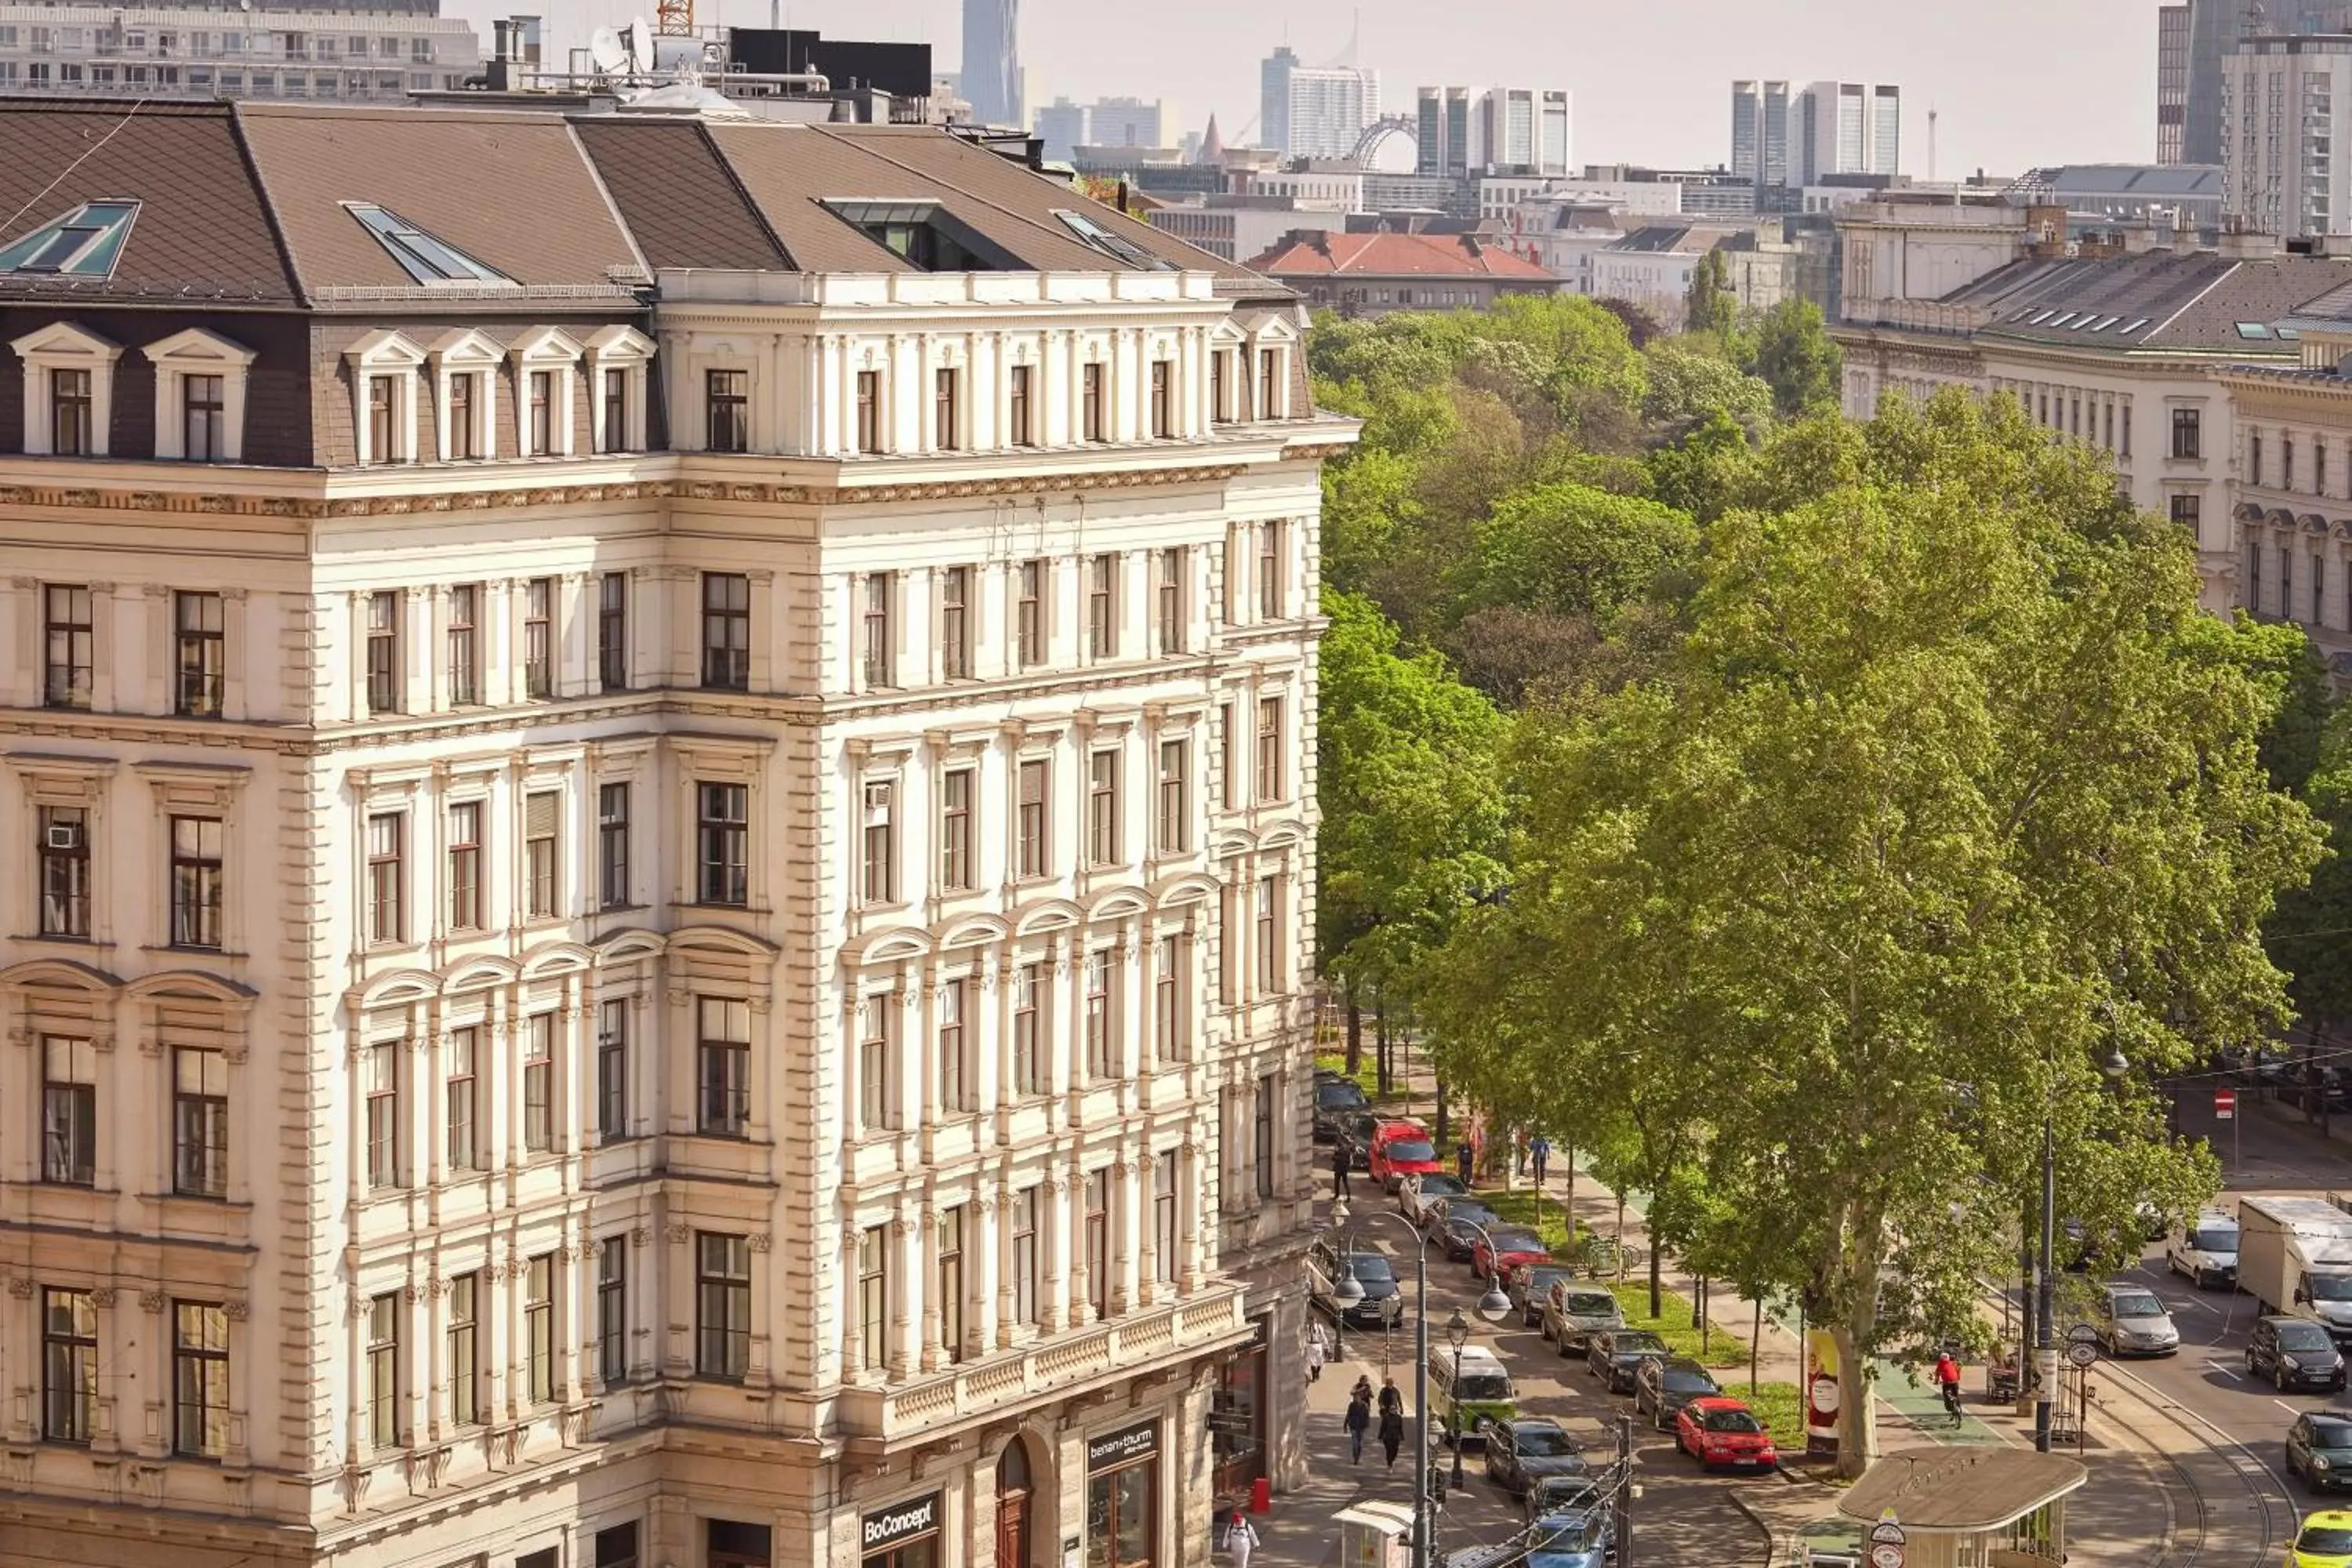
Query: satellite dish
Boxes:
[
  {"xmin": 623, "ymin": 18, "xmax": 653, "ymax": 72},
  {"xmin": 589, "ymin": 25, "xmax": 626, "ymax": 74}
]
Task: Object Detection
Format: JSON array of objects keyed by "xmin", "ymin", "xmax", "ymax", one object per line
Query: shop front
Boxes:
[
  {"xmin": 860, "ymin": 1492, "xmax": 942, "ymax": 1568},
  {"xmin": 1085, "ymin": 1419, "xmax": 1160, "ymax": 1568},
  {"xmin": 1210, "ymin": 1317, "xmax": 1269, "ymax": 1497}
]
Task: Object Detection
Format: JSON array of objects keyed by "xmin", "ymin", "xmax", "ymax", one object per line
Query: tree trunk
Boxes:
[
  {"xmin": 1749, "ymin": 1299, "xmax": 1761, "ymax": 1393},
  {"xmin": 1648, "ymin": 1234, "xmax": 1664, "ymax": 1322},
  {"xmin": 1435, "ymin": 1078, "xmax": 1449, "ymax": 1145},
  {"xmin": 1344, "ymin": 987, "xmax": 1363, "ymax": 1077},
  {"xmin": 1831, "ymin": 1218, "xmax": 1889, "ymax": 1481},
  {"xmin": 2323, "ymin": 1024, "xmax": 2335, "ymax": 1141},
  {"xmin": 1374, "ymin": 996, "xmax": 1392, "ymax": 1098},
  {"xmin": 2016, "ymin": 1191, "xmax": 2037, "ymax": 1417},
  {"xmin": 1614, "ymin": 1193, "xmax": 1627, "ymax": 1282},
  {"xmin": 1563, "ymin": 1149, "xmax": 1576, "ymax": 1246}
]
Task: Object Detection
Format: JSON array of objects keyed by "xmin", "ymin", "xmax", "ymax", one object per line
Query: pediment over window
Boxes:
[
  {"xmin": 141, "ymin": 327, "xmax": 256, "ymax": 370},
  {"xmin": 429, "ymin": 328, "xmax": 504, "ymax": 367},
  {"xmin": 10, "ymin": 320, "xmax": 121, "ymax": 362},
  {"xmin": 344, "ymin": 328, "xmax": 427, "ymax": 368}
]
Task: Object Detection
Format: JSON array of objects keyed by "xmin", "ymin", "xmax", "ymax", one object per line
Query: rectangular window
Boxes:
[
  {"xmin": 1155, "ymin": 1149, "xmax": 1178, "ymax": 1283},
  {"xmin": 51, "ymin": 367, "xmax": 93, "ymax": 456},
  {"xmin": 1256, "ymin": 697, "xmax": 1283, "ymax": 802},
  {"xmin": 1084, "ymin": 1169, "xmax": 1109, "ymax": 1320},
  {"xmin": 445, "ymin": 372, "xmax": 477, "ymax": 460},
  {"xmin": 366, "ymin": 1293, "xmax": 400, "ymax": 1448},
  {"xmin": 444, "ymin": 800, "xmax": 481, "ymax": 931},
  {"xmin": 1084, "ymin": 950, "xmax": 1111, "ymax": 1078},
  {"xmin": 524, "ymin": 1254, "xmax": 555, "ymax": 1405},
  {"xmin": 1255, "ymin": 875, "xmax": 1279, "ymax": 993},
  {"xmin": 1259, "ymin": 347, "xmax": 1279, "ymax": 419},
  {"xmin": 2169, "ymin": 494, "xmax": 2200, "ymax": 532},
  {"xmin": 1018, "ymin": 758, "xmax": 1049, "ymax": 878},
  {"xmin": 858, "ymin": 1225, "xmax": 888, "ymax": 1374},
  {"xmin": 696, "ymin": 996, "xmax": 751, "ymax": 1138},
  {"xmin": 862, "ymin": 572, "xmax": 895, "ymax": 688},
  {"xmin": 528, "ymin": 368, "xmax": 554, "ymax": 456},
  {"xmin": 171, "ymin": 1301, "xmax": 228, "ymax": 1457},
  {"xmin": 695, "ymin": 1232, "xmax": 751, "ymax": 1380},
  {"xmin": 1088, "ymin": 554, "xmax": 1116, "ymax": 659},
  {"xmin": 368, "ymin": 374, "xmax": 396, "ymax": 463},
  {"xmin": 586, "ymin": 782, "xmax": 627, "ymax": 911},
  {"xmin": 2253, "ymin": 432, "xmax": 2265, "ymax": 487},
  {"xmin": 366, "ymin": 811, "xmax": 404, "ymax": 944},
  {"xmin": 597, "ymin": 572, "xmax": 627, "ymax": 692},
  {"xmin": 937, "ymin": 1204, "xmax": 965, "ymax": 1364},
  {"xmin": 697, "ymin": 782, "xmax": 749, "ymax": 906},
  {"xmin": 1089, "ymin": 749, "xmax": 1120, "ymax": 866},
  {"xmin": 522, "ymin": 1012, "xmax": 554, "ymax": 1152},
  {"xmin": 2318, "ymin": 552, "xmax": 2328, "ymax": 626},
  {"xmin": 1011, "ymin": 963, "xmax": 1041, "ymax": 1097},
  {"xmin": 1258, "ymin": 521, "xmax": 1283, "ymax": 621},
  {"xmin": 42, "ymin": 1289, "xmax": 96, "ymax": 1442},
  {"xmin": 1211, "ymin": 350, "xmax": 1229, "ymax": 423},
  {"xmin": 174, "ymin": 590, "xmax": 224, "ymax": 717},
  {"xmin": 522, "ymin": 576, "xmax": 553, "ymax": 698},
  {"xmin": 940, "ymin": 768, "xmax": 974, "ymax": 892},
  {"xmin": 365, "ymin": 1040, "xmax": 400, "ymax": 1187},
  {"xmin": 859, "ymin": 993, "xmax": 892, "ymax": 1131},
  {"xmin": 1017, "ymin": 558, "xmax": 1045, "ymax": 668},
  {"xmin": 1156, "ymin": 547, "xmax": 1184, "ymax": 654},
  {"xmin": 597, "ymin": 999, "xmax": 628, "ymax": 1142},
  {"xmin": 701, "ymin": 572, "xmax": 750, "ymax": 691},
  {"xmin": 182, "ymin": 373, "xmax": 225, "ymax": 462},
  {"xmin": 597, "ymin": 1241, "xmax": 628, "ymax": 1386},
  {"xmin": 38, "ymin": 805, "xmax": 89, "ymax": 938},
  {"xmin": 855, "ymin": 369, "xmax": 881, "ymax": 453},
  {"xmin": 940, "ymin": 564, "xmax": 971, "ymax": 680},
  {"xmin": 40, "ymin": 1035, "xmax": 96, "ymax": 1185},
  {"xmin": 2172, "ymin": 406, "xmax": 2201, "ymax": 460},
  {"xmin": 1009, "ymin": 363, "xmax": 1033, "ymax": 446},
  {"xmin": 1254, "ymin": 1075, "xmax": 1276, "ymax": 1198},
  {"xmin": 1011, "ymin": 1187, "xmax": 1039, "ymax": 1325},
  {"xmin": 706, "ymin": 368, "xmax": 749, "ymax": 453},
  {"xmin": 172, "ymin": 1046, "xmax": 227, "ymax": 1197},
  {"xmin": 42, "ymin": 583, "xmax": 92, "ymax": 710},
  {"xmin": 861, "ymin": 780, "xmax": 896, "ymax": 906},
  {"xmin": 1149, "ymin": 358, "xmax": 1172, "ymax": 438},
  {"xmin": 935, "ymin": 366, "xmax": 960, "ymax": 450},
  {"xmin": 445, "ymin": 1024, "xmax": 479, "ymax": 1171},
  {"xmin": 165, "ymin": 815, "xmax": 224, "ymax": 950},
  {"xmin": 365, "ymin": 590, "xmax": 402, "ymax": 714},
  {"xmin": 1156, "ymin": 739, "xmax": 1189, "ymax": 855},
  {"xmin": 524, "ymin": 790, "xmax": 559, "ymax": 919},
  {"xmin": 447, "ymin": 1272, "xmax": 480, "ymax": 1425},
  {"xmin": 1083, "ymin": 361, "xmax": 1105, "ymax": 441},
  {"xmin": 938, "ymin": 977, "xmax": 969, "ymax": 1112},
  {"xmin": 602, "ymin": 366, "xmax": 629, "ymax": 453},
  {"xmin": 1155, "ymin": 934, "xmax": 1184, "ymax": 1062},
  {"xmin": 445, "ymin": 583, "xmax": 479, "ymax": 705}
]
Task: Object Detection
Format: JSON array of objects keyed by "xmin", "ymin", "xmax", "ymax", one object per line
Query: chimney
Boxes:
[{"xmin": 2219, "ymin": 228, "xmax": 2281, "ymax": 260}]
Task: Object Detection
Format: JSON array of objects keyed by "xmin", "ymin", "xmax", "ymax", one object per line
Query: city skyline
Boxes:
[{"xmin": 552, "ymin": 0, "xmax": 2171, "ymax": 173}]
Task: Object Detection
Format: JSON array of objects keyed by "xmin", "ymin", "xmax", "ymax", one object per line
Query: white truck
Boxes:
[{"xmin": 2238, "ymin": 1196, "xmax": 2352, "ymax": 1342}]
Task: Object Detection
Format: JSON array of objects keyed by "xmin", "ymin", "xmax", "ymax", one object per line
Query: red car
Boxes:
[
  {"xmin": 1472, "ymin": 1226, "xmax": 1552, "ymax": 1280},
  {"xmin": 1368, "ymin": 1123, "xmax": 1443, "ymax": 1191},
  {"xmin": 1673, "ymin": 1396, "xmax": 1778, "ymax": 1471}
]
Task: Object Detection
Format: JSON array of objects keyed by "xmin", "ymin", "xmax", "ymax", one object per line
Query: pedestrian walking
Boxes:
[
  {"xmin": 1455, "ymin": 1139, "xmax": 1474, "ymax": 1185},
  {"xmin": 1377, "ymin": 1404, "xmax": 1405, "ymax": 1468},
  {"xmin": 1530, "ymin": 1134, "xmax": 1552, "ymax": 1187},
  {"xmin": 1305, "ymin": 1320, "xmax": 1329, "ymax": 1383},
  {"xmin": 1222, "ymin": 1509, "xmax": 1261, "ymax": 1567},
  {"xmin": 1344, "ymin": 1388, "xmax": 1371, "ymax": 1465},
  {"xmin": 1331, "ymin": 1142, "xmax": 1351, "ymax": 1199},
  {"xmin": 1377, "ymin": 1375, "xmax": 1403, "ymax": 1418}
]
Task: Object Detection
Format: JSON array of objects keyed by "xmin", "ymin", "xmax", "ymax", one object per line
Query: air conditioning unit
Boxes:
[{"xmin": 45, "ymin": 822, "xmax": 82, "ymax": 850}]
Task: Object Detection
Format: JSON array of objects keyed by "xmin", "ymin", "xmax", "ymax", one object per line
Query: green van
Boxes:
[{"xmin": 1431, "ymin": 1343, "xmax": 1519, "ymax": 1447}]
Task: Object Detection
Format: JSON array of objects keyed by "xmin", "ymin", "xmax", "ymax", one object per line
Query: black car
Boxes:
[
  {"xmin": 1519, "ymin": 1472, "xmax": 1610, "ymax": 1527},
  {"xmin": 1438, "ymin": 1203, "xmax": 1503, "ymax": 1262},
  {"xmin": 2288, "ymin": 1410, "xmax": 2352, "ymax": 1489},
  {"xmin": 1314, "ymin": 1080, "xmax": 1370, "ymax": 1143},
  {"xmin": 1481, "ymin": 1416, "xmax": 1588, "ymax": 1496},
  {"xmin": 1511, "ymin": 1264, "xmax": 1578, "ymax": 1329},
  {"xmin": 1634, "ymin": 1356, "xmax": 1722, "ymax": 1428},
  {"xmin": 1587, "ymin": 1328, "xmax": 1670, "ymax": 1393},
  {"xmin": 1338, "ymin": 1110, "xmax": 1391, "ymax": 1171},
  {"xmin": 2250, "ymin": 1315, "xmax": 2349, "ymax": 1392},
  {"xmin": 1312, "ymin": 1247, "xmax": 1406, "ymax": 1330}
]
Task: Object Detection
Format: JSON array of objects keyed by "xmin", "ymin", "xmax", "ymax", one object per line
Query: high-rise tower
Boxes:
[{"xmin": 960, "ymin": 0, "xmax": 1021, "ymax": 127}]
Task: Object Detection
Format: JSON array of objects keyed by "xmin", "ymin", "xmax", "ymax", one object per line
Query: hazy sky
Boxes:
[{"xmin": 549, "ymin": 0, "xmax": 2167, "ymax": 176}]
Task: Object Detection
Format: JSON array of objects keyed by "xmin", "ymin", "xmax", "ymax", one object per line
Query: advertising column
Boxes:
[
  {"xmin": 1085, "ymin": 1417, "xmax": 1161, "ymax": 1568},
  {"xmin": 1804, "ymin": 1327, "xmax": 1841, "ymax": 1461}
]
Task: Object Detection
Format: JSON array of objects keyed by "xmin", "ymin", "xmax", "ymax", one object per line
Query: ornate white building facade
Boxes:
[{"xmin": 0, "ymin": 100, "xmax": 1343, "ymax": 1568}]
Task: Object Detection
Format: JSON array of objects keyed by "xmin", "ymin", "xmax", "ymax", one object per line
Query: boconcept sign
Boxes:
[{"xmin": 862, "ymin": 1493, "xmax": 940, "ymax": 1552}]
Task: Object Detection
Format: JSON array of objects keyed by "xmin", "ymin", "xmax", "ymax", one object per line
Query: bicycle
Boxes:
[{"xmin": 1938, "ymin": 1380, "xmax": 1963, "ymax": 1428}]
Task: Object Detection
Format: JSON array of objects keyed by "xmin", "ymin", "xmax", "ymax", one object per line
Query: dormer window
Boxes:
[
  {"xmin": 343, "ymin": 329, "xmax": 425, "ymax": 466},
  {"xmin": 427, "ymin": 329, "xmax": 501, "ymax": 462},
  {"xmin": 11, "ymin": 321, "xmax": 122, "ymax": 457},
  {"xmin": 818, "ymin": 200, "xmax": 1022, "ymax": 272},
  {"xmin": 0, "ymin": 200, "xmax": 140, "ymax": 280},
  {"xmin": 509, "ymin": 327, "xmax": 583, "ymax": 459},
  {"xmin": 142, "ymin": 328, "xmax": 257, "ymax": 463},
  {"xmin": 584, "ymin": 324, "xmax": 654, "ymax": 455},
  {"xmin": 343, "ymin": 202, "xmax": 511, "ymax": 286}
]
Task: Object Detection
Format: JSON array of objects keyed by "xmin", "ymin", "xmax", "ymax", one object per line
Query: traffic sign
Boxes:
[
  {"xmin": 2215, "ymin": 1087, "xmax": 2237, "ymax": 1120},
  {"xmin": 2067, "ymin": 1339, "xmax": 2100, "ymax": 1368},
  {"xmin": 1867, "ymin": 1514, "xmax": 1907, "ymax": 1568},
  {"xmin": 2067, "ymin": 1323, "xmax": 2100, "ymax": 1345}
]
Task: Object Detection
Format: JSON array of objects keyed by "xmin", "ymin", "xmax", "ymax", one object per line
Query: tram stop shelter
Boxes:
[{"xmin": 1838, "ymin": 1448, "xmax": 2089, "ymax": 1567}]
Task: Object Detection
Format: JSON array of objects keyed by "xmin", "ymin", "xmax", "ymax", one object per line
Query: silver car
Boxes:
[
  {"xmin": 2092, "ymin": 1283, "xmax": 2180, "ymax": 1357},
  {"xmin": 1544, "ymin": 1283, "xmax": 1624, "ymax": 1355}
]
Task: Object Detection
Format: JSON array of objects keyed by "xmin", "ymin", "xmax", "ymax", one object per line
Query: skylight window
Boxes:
[
  {"xmin": 2237, "ymin": 321, "xmax": 2276, "ymax": 339},
  {"xmin": 2089, "ymin": 316, "xmax": 2122, "ymax": 331},
  {"xmin": 2120, "ymin": 318, "xmax": 2151, "ymax": 333},
  {"xmin": 1054, "ymin": 209, "xmax": 1179, "ymax": 271},
  {"xmin": 0, "ymin": 200, "xmax": 140, "ymax": 279},
  {"xmin": 343, "ymin": 202, "xmax": 512, "ymax": 285},
  {"xmin": 2047, "ymin": 312, "xmax": 2079, "ymax": 328},
  {"xmin": 819, "ymin": 200, "xmax": 1023, "ymax": 272},
  {"xmin": 2029, "ymin": 310, "xmax": 2057, "ymax": 325}
]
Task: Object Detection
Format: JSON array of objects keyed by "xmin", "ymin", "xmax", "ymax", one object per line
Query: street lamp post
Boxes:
[
  {"xmin": 1331, "ymin": 1201, "xmax": 1511, "ymax": 1568},
  {"xmin": 1446, "ymin": 1308, "xmax": 1471, "ymax": 1491}
]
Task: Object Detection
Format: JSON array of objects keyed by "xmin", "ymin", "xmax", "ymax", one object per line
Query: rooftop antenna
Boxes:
[{"xmin": 1928, "ymin": 105, "xmax": 1938, "ymax": 184}]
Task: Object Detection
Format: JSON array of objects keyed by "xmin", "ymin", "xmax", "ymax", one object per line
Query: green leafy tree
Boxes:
[
  {"xmin": 1683, "ymin": 249, "xmax": 1736, "ymax": 338},
  {"xmin": 1428, "ymin": 392, "xmax": 2318, "ymax": 1475},
  {"xmin": 1642, "ymin": 341, "xmax": 1773, "ymax": 430},
  {"xmin": 1745, "ymin": 299, "xmax": 1843, "ymax": 419},
  {"xmin": 1454, "ymin": 480, "xmax": 1697, "ymax": 624}
]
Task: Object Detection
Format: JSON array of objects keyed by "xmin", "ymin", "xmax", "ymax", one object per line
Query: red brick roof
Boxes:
[{"xmin": 1244, "ymin": 230, "xmax": 1553, "ymax": 280}]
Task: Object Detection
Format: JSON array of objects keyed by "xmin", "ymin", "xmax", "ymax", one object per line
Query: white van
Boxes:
[{"xmin": 2165, "ymin": 1207, "xmax": 2239, "ymax": 1290}]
